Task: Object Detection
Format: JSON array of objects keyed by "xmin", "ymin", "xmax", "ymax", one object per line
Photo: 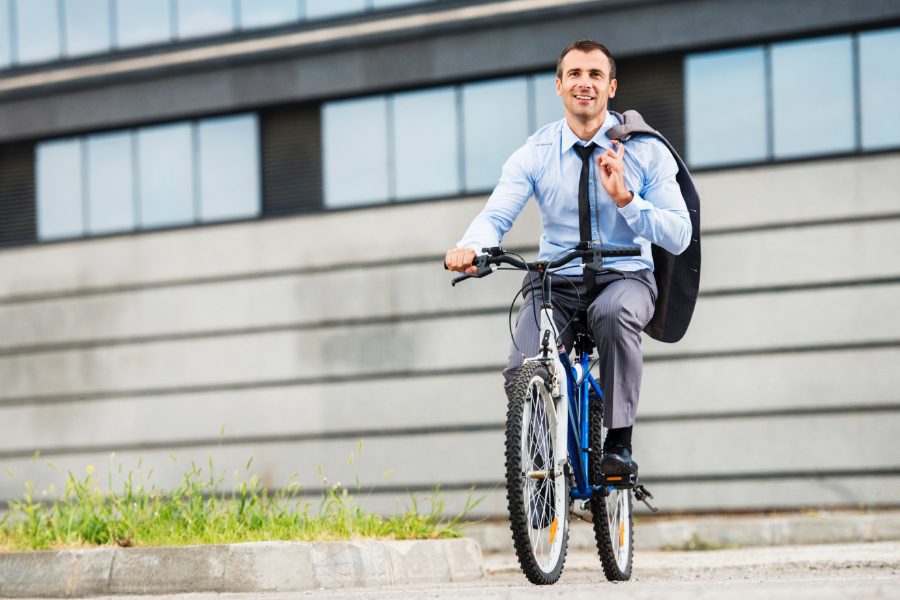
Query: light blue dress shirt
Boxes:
[{"xmin": 457, "ymin": 111, "xmax": 691, "ymax": 274}]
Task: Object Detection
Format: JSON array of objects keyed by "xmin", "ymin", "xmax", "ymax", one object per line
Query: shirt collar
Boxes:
[{"xmin": 561, "ymin": 110, "xmax": 619, "ymax": 151}]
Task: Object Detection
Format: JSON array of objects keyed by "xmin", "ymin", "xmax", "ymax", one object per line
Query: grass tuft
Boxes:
[{"xmin": 0, "ymin": 458, "xmax": 482, "ymax": 552}]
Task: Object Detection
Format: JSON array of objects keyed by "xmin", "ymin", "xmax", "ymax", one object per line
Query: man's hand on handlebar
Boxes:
[
  {"xmin": 444, "ymin": 247, "xmax": 478, "ymax": 273},
  {"xmin": 444, "ymin": 244, "xmax": 641, "ymax": 286}
]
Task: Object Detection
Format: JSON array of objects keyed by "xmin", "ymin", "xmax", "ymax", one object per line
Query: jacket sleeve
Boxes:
[
  {"xmin": 457, "ymin": 143, "xmax": 536, "ymax": 253},
  {"xmin": 616, "ymin": 139, "xmax": 691, "ymax": 255}
]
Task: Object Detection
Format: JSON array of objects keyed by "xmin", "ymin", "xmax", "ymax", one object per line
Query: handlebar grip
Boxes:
[
  {"xmin": 600, "ymin": 246, "xmax": 642, "ymax": 257},
  {"xmin": 451, "ymin": 264, "xmax": 493, "ymax": 286}
]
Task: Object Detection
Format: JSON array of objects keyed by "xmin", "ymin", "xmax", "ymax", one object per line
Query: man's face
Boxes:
[{"xmin": 556, "ymin": 49, "xmax": 617, "ymax": 122}]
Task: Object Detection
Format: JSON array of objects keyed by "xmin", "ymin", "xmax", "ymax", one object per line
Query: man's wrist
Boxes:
[{"xmin": 614, "ymin": 191, "xmax": 634, "ymax": 208}]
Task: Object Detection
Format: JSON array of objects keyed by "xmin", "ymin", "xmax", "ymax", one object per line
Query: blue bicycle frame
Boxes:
[{"xmin": 559, "ymin": 350, "xmax": 606, "ymax": 501}]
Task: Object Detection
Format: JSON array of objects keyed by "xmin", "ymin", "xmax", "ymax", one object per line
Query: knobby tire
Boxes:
[
  {"xmin": 589, "ymin": 390, "xmax": 634, "ymax": 581},
  {"xmin": 505, "ymin": 361, "xmax": 569, "ymax": 584}
]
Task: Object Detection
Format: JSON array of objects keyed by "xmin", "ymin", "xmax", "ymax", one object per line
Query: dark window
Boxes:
[
  {"xmin": 615, "ymin": 53, "xmax": 686, "ymax": 158},
  {"xmin": 260, "ymin": 105, "xmax": 323, "ymax": 216},
  {"xmin": 0, "ymin": 143, "xmax": 37, "ymax": 247}
]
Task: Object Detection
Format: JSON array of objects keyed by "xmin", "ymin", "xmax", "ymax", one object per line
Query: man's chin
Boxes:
[{"xmin": 569, "ymin": 107, "xmax": 603, "ymax": 121}]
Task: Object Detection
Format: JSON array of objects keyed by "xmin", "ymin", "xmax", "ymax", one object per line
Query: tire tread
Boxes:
[
  {"xmin": 505, "ymin": 361, "xmax": 569, "ymax": 585},
  {"xmin": 589, "ymin": 390, "xmax": 634, "ymax": 581}
]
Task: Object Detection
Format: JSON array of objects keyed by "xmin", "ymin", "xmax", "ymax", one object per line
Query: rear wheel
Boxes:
[
  {"xmin": 589, "ymin": 392, "xmax": 634, "ymax": 581},
  {"xmin": 505, "ymin": 361, "xmax": 569, "ymax": 584}
]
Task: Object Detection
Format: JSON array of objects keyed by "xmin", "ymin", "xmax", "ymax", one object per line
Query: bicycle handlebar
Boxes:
[{"xmin": 445, "ymin": 245, "xmax": 642, "ymax": 286}]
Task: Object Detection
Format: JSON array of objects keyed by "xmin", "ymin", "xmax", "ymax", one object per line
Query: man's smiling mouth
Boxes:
[{"xmin": 575, "ymin": 95, "xmax": 594, "ymax": 100}]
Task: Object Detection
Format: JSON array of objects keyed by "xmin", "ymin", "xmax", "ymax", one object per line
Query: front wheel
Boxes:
[
  {"xmin": 505, "ymin": 361, "xmax": 569, "ymax": 584},
  {"xmin": 589, "ymin": 392, "xmax": 634, "ymax": 581}
]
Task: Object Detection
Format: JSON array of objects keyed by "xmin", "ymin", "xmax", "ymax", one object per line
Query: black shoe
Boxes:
[{"xmin": 600, "ymin": 444, "xmax": 639, "ymax": 476}]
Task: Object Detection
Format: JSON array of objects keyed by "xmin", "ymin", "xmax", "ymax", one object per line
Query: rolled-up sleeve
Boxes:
[
  {"xmin": 457, "ymin": 144, "xmax": 536, "ymax": 253},
  {"xmin": 617, "ymin": 140, "xmax": 691, "ymax": 255}
]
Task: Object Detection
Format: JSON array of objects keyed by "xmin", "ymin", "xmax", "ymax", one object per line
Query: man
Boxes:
[{"xmin": 444, "ymin": 40, "xmax": 691, "ymax": 475}]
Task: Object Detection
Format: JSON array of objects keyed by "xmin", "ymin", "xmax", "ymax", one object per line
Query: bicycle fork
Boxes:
[{"xmin": 529, "ymin": 305, "xmax": 569, "ymax": 485}]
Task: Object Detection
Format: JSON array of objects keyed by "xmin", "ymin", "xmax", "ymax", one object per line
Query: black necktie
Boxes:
[{"xmin": 574, "ymin": 142, "xmax": 597, "ymax": 291}]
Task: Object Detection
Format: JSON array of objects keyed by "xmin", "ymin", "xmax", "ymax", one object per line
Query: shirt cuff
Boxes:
[
  {"xmin": 617, "ymin": 191, "xmax": 649, "ymax": 223},
  {"xmin": 459, "ymin": 242, "xmax": 483, "ymax": 254}
]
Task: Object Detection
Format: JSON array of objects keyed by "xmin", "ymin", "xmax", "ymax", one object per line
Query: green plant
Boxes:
[{"xmin": 0, "ymin": 456, "xmax": 484, "ymax": 552}]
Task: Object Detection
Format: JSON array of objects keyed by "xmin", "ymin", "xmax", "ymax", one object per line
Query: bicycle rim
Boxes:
[
  {"xmin": 605, "ymin": 489, "xmax": 632, "ymax": 572},
  {"xmin": 521, "ymin": 374, "xmax": 566, "ymax": 572},
  {"xmin": 588, "ymin": 392, "xmax": 634, "ymax": 581},
  {"xmin": 505, "ymin": 362, "xmax": 569, "ymax": 584}
]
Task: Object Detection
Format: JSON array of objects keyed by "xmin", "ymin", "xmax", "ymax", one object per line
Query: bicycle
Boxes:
[{"xmin": 447, "ymin": 243, "xmax": 657, "ymax": 584}]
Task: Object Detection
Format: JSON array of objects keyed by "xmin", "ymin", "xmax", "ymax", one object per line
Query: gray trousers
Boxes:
[{"xmin": 503, "ymin": 269, "xmax": 657, "ymax": 429}]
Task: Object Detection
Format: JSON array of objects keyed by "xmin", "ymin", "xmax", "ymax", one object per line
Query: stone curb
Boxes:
[
  {"xmin": 0, "ymin": 538, "xmax": 483, "ymax": 598},
  {"xmin": 467, "ymin": 510, "xmax": 900, "ymax": 553}
]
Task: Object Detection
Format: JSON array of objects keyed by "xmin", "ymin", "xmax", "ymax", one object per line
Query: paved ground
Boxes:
[{"xmin": 9, "ymin": 541, "xmax": 897, "ymax": 600}]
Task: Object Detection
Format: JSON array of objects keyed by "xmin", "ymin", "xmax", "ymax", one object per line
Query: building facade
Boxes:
[{"xmin": 1, "ymin": 0, "xmax": 898, "ymax": 515}]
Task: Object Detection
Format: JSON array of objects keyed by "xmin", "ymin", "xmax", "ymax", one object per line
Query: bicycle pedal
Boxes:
[
  {"xmin": 599, "ymin": 473, "xmax": 638, "ymax": 489},
  {"xmin": 634, "ymin": 483, "xmax": 659, "ymax": 513}
]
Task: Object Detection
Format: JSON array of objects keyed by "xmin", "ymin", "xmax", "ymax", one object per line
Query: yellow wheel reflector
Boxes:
[
  {"xmin": 607, "ymin": 476, "xmax": 622, "ymax": 481},
  {"xmin": 619, "ymin": 521, "xmax": 625, "ymax": 548},
  {"xmin": 549, "ymin": 518, "xmax": 558, "ymax": 544}
]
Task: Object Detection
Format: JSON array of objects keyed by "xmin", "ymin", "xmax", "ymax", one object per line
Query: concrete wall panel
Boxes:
[
  {"xmin": 0, "ymin": 413, "xmax": 895, "ymax": 506},
  {"xmin": 0, "ymin": 373, "xmax": 507, "ymax": 452},
  {"xmin": 0, "ymin": 197, "xmax": 539, "ymax": 300},
  {"xmin": 701, "ymin": 218, "xmax": 900, "ymax": 291},
  {"xmin": 1, "ymin": 283, "xmax": 897, "ymax": 400},
  {"xmin": 698, "ymin": 154, "xmax": 900, "ymax": 231},
  {"xmin": 2, "ymin": 346, "xmax": 898, "ymax": 461},
  {"xmin": 3, "ymin": 217, "xmax": 899, "ymax": 351},
  {"xmin": 640, "ymin": 347, "xmax": 900, "ymax": 416},
  {"xmin": 0, "ymin": 346, "xmax": 896, "ymax": 453},
  {"xmin": 646, "ymin": 283, "xmax": 900, "ymax": 354}
]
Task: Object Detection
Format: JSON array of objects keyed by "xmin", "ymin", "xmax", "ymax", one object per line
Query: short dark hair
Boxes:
[{"xmin": 556, "ymin": 39, "xmax": 617, "ymax": 80}]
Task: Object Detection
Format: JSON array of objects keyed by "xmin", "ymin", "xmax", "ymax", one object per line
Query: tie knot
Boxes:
[{"xmin": 574, "ymin": 142, "xmax": 597, "ymax": 162}]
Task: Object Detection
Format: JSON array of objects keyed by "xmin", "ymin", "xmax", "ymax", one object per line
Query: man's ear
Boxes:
[
  {"xmin": 608, "ymin": 78, "xmax": 617, "ymax": 99},
  {"xmin": 555, "ymin": 77, "xmax": 562, "ymax": 97}
]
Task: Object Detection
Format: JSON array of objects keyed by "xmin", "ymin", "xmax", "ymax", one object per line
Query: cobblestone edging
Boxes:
[{"xmin": 0, "ymin": 538, "xmax": 483, "ymax": 598}]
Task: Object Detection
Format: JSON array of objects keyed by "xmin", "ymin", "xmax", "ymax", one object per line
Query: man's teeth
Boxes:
[{"xmin": 576, "ymin": 95, "xmax": 593, "ymax": 100}]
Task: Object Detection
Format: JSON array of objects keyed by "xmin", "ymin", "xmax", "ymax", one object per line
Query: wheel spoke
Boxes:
[{"xmin": 512, "ymin": 370, "xmax": 567, "ymax": 579}]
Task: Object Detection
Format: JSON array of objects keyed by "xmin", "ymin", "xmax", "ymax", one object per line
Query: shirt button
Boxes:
[{"xmin": 588, "ymin": 178, "xmax": 593, "ymax": 183}]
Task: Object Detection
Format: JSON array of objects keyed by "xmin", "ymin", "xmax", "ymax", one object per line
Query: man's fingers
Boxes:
[
  {"xmin": 599, "ymin": 152, "xmax": 622, "ymax": 174},
  {"xmin": 445, "ymin": 248, "xmax": 476, "ymax": 272}
]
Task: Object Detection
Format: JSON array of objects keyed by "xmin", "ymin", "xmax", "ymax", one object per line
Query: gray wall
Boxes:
[{"xmin": 1, "ymin": 151, "xmax": 898, "ymax": 516}]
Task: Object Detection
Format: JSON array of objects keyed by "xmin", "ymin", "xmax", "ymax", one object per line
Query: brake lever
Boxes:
[{"xmin": 451, "ymin": 264, "xmax": 493, "ymax": 286}]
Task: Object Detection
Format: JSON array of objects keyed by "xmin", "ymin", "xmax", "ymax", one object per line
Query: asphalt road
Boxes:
[{"xmin": 8, "ymin": 541, "xmax": 898, "ymax": 600}]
